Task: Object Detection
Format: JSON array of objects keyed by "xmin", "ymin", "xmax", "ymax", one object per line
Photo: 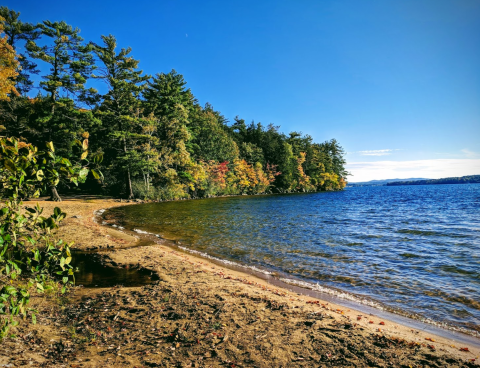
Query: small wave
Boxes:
[
  {"xmin": 439, "ymin": 265, "xmax": 479, "ymax": 277},
  {"xmin": 133, "ymin": 228, "xmax": 153, "ymax": 235},
  {"xmin": 278, "ymin": 278, "xmax": 385, "ymax": 310},
  {"xmin": 396, "ymin": 229, "xmax": 470, "ymax": 238},
  {"xmin": 400, "ymin": 253, "xmax": 422, "ymax": 258},
  {"xmin": 177, "ymin": 246, "xmax": 273, "ymax": 276}
]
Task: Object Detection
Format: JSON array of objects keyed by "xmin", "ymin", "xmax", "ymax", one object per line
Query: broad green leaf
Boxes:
[
  {"xmin": 4, "ymin": 285, "xmax": 17, "ymax": 295},
  {"xmin": 4, "ymin": 159, "xmax": 16, "ymax": 173}
]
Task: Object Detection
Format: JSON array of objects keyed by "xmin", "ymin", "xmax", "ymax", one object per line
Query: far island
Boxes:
[{"xmin": 386, "ymin": 175, "xmax": 480, "ymax": 186}]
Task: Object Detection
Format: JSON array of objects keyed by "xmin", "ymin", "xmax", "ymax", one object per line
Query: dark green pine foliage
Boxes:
[
  {"xmin": 319, "ymin": 139, "xmax": 348, "ymax": 178},
  {"xmin": 143, "ymin": 70, "xmax": 194, "ymax": 165},
  {"xmin": 188, "ymin": 104, "xmax": 239, "ymax": 163},
  {"xmin": 27, "ymin": 20, "xmax": 96, "ymax": 105},
  {"xmin": 90, "ymin": 34, "xmax": 150, "ymax": 199},
  {"xmin": 143, "ymin": 70, "xmax": 195, "ymax": 119},
  {"xmin": 23, "ymin": 20, "xmax": 98, "ymax": 162},
  {"xmin": 1, "ymin": 6, "xmax": 349, "ymax": 200}
]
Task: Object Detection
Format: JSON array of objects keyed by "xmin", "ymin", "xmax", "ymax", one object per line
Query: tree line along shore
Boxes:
[
  {"xmin": 386, "ymin": 175, "xmax": 480, "ymax": 186},
  {"xmin": 2, "ymin": 8, "xmax": 480, "ymax": 366},
  {"xmin": 1, "ymin": 6, "xmax": 347, "ymax": 202}
]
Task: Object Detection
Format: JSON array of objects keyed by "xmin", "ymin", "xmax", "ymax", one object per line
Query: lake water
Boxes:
[{"xmin": 104, "ymin": 184, "xmax": 480, "ymax": 336}]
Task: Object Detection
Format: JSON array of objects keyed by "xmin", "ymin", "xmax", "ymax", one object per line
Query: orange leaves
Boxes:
[
  {"xmin": 205, "ymin": 160, "xmax": 229, "ymax": 190},
  {"xmin": 0, "ymin": 16, "xmax": 19, "ymax": 101},
  {"xmin": 425, "ymin": 337, "xmax": 435, "ymax": 342},
  {"xmin": 265, "ymin": 163, "xmax": 281, "ymax": 183},
  {"xmin": 295, "ymin": 152, "xmax": 311, "ymax": 190}
]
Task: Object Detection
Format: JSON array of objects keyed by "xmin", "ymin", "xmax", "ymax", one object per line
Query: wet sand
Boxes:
[{"xmin": 0, "ymin": 197, "xmax": 478, "ymax": 367}]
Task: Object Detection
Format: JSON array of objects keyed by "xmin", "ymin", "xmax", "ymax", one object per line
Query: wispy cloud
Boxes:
[
  {"xmin": 461, "ymin": 149, "xmax": 479, "ymax": 158},
  {"xmin": 358, "ymin": 149, "xmax": 393, "ymax": 156},
  {"xmin": 346, "ymin": 159, "xmax": 480, "ymax": 182}
]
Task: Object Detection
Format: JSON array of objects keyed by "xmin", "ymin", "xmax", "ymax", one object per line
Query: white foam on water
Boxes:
[
  {"xmin": 278, "ymin": 277, "xmax": 385, "ymax": 309},
  {"xmin": 177, "ymin": 246, "xmax": 273, "ymax": 276},
  {"xmin": 97, "ymin": 208, "xmax": 480, "ymax": 341},
  {"xmin": 133, "ymin": 228, "xmax": 152, "ymax": 235},
  {"xmin": 278, "ymin": 279, "xmax": 480, "ymax": 339}
]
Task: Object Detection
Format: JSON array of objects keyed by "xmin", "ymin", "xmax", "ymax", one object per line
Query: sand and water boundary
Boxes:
[{"xmin": 1, "ymin": 196, "xmax": 478, "ymax": 367}]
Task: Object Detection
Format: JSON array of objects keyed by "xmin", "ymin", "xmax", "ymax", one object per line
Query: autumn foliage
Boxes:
[
  {"xmin": 0, "ymin": 16, "xmax": 18, "ymax": 101},
  {"xmin": 0, "ymin": 6, "xmax": 348, "ymax": 201}
]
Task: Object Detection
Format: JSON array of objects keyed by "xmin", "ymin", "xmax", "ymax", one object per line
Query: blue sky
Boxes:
[{"xmin": 4, "ymin": 0, "xmax": 480, "ymax": 181}]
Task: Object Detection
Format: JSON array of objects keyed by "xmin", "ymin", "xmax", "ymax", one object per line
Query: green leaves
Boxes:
[
  {"xmin": 0, "ymin": 137, "xmax": 78, "ymax": 339},
  {"xmin": 91, "ymin": 169, "xmax": 100, "ymax": 179},
  {"xmin": 3, "ymin": 159, "xmax": 16, "ymax": 173},
  {"xmin": 4, "ymin": 285, "xmax": 17, "ymax": 295}
]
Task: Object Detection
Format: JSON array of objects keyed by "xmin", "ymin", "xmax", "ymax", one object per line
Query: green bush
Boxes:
[{"xmin": 0, "ymin": 137, "xmax": 84, "ymax": 339}]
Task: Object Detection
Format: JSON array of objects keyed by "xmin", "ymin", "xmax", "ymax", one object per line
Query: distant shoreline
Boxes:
[
  {"xmin": 348, "ymin": 175, "xmax": 480, "ymax": 187},
  {"xmin": 386, "ymin": 175, "xmax": 480, "ymax": 186}
]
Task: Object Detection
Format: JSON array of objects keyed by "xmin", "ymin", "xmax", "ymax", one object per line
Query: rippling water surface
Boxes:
[{"xmin": 105, "ymin": 184, "xmax": 480, "ymax": 334}]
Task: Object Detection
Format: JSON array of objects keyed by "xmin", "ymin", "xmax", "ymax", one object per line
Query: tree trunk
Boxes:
[
  {"xmin": 126, "ymin": 169, "xmax": 134, "ymax": 199},
  {"xmin": 50, "ymin": 185, "xmax": 62, "ymax": 202},
  {"xmin": 123, "ymin": 136, "xmax": 134, "ymax": 199}
]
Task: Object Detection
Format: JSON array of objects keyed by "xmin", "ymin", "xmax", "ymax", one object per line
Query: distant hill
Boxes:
[
  {"xmin": 386, "ymin": 175, "xmax": 480, "ymax": 186},
  {"xmin": 347, "ymin": 178, "xmax": 428, "ymax": 186}
]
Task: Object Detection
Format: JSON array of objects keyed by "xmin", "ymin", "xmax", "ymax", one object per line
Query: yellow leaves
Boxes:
[
  {"xmin": 183, "ymin": 162, "xmax": 208, "ymax": 191},
  {"xmin": 0, "ymin": 16, "xmax": 19, "ymax": 101},
  {"xmin": 46, "ymin": 141, "xmax": 55, "ymax": 152},
  {"xmin": 295, "ymin": 152, "xmax": 311, "ymax": 191},
  {"xmin": 17, "ymin": 142, "xmax": 30, "ymax": 150},
  {"xmin": 233, "ymin": 159, "xmax": 258, "ymax": 192}
]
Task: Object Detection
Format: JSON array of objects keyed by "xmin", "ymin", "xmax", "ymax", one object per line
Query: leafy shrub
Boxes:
[{"xmin": 0, "ymin": 137, "xmax": 87, "ymax": 339}]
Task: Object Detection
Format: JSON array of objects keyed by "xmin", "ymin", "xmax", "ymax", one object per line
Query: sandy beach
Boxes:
[{"xmin": 0, "ymin": 197, "xmax": 478, "ymax": 367}]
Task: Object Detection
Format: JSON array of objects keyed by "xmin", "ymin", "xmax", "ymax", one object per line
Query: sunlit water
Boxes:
[{"xmin": 104, "ymin": 184, "xmax": 480, "ymax": 335}]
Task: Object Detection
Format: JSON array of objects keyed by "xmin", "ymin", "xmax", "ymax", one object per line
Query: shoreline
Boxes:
[
  {"xmin": 85, "ymin": 198, "xmax": 480, "ymax": 349},
  {"xmin": 67, "ymin": 197, "xmax": 480, "ymax": 351},
  {"xmin": 101, "ymin": 202, "xmax": 480, "ymax": 343},
  {"xmin": 1, "ymin": 196, "xmax": 478, "ymax": 367}
]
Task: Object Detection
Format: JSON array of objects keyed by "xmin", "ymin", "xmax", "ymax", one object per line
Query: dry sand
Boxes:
[{"xmin": 0, "ymin": 196, "xmax": 478, "ymax": 367}]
